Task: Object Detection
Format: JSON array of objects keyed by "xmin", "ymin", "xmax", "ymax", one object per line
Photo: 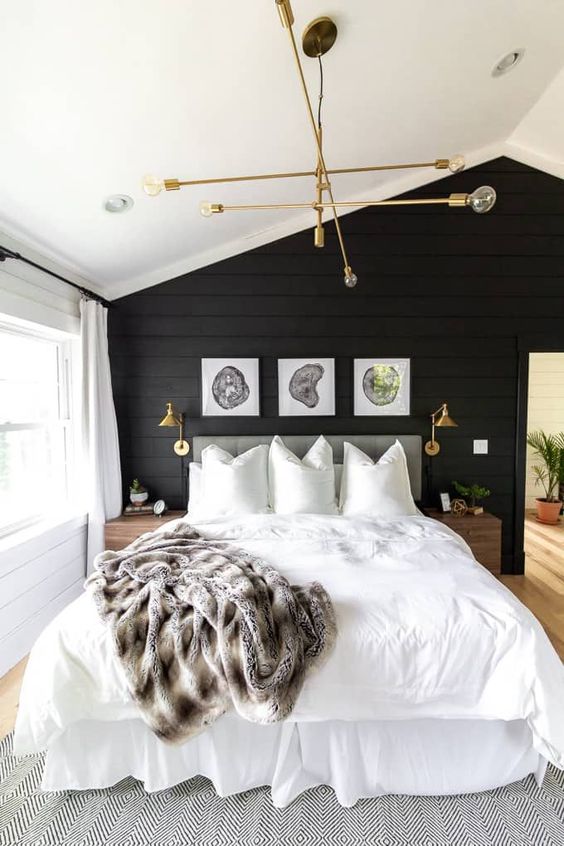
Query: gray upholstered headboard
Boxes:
[{"xmin": 192, "ymin": 435, "xmax": 422, "ymax": 500}]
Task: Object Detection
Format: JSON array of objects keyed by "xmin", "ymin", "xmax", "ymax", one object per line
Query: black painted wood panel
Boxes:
[{"xmin": 109, "ymin": 158, "xmax": 564, "ymax": 572}]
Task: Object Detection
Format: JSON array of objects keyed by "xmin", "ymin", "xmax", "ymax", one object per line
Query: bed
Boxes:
[{"xmin": 14, "ymin": 435, "xmax": 564, "ymax": 808}]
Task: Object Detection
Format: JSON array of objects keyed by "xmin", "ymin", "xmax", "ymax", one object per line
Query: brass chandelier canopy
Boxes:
[{"xmin": 143, "ymin": 0, "xmax": 497, "ymax": 288}]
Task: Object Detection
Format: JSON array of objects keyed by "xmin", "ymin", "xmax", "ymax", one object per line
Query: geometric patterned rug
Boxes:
[{"xmin": 1, "ymin": 733, "xmax": 563, "ymax": 846}]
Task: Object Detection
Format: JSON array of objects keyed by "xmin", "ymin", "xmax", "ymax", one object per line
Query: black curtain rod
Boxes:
[{"xmin": 0, "ymin": 244, "xmax": 112, "ymax": 308}]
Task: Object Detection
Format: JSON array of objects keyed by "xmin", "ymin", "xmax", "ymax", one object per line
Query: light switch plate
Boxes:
[{"xmin": 473, "ymin": 439, "xmax": 488, "ymax": 455}]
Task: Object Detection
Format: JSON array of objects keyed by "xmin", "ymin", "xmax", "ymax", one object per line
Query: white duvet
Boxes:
[{"xmin": 14, "ymin": 513, "xmax": 564, "ymax": 770}]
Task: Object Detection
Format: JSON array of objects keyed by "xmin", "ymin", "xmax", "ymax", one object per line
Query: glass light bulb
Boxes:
[
  {"xmin": 468, "ymin": 185, "xmax": 497, "ymax": 214},
  {"xmin": 448, "ymin": 155, "xmax": 465, "ymax": 174},
  {"xmin": 200, "ymin": 202, "xmax": 213, "ymax": 218},
  {"xmin": 344, "ymin": 271, "xmax": 358, "ymax": 288},
  {"xmin": 143, "ymin": 174, "xmax": 165, "ymax": 196}
]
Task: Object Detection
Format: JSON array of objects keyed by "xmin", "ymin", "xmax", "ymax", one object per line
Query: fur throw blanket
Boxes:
[{"xmin": 86, "ymin": 523, "xmax": 336, "ymax": 744}]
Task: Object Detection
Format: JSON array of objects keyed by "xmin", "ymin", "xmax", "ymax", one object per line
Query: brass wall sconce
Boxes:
[
  {"xmin": 424, "ymin": 403, "xmax": 458, "ymax": 456},
  {"xmin": 159, "ymin": 402, "xmax": 190, "ymax": 457}
]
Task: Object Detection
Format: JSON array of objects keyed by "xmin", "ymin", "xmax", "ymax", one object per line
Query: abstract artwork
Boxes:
[
  {"xmin": 353, "ymin": 358, "xmax": 410, "ymax": 416},
  {"xmin": 278, "ymin": 358, "xmax": 335, "ymax": 416},
  {"xmin": 201, "ymin": 358, "xmax": 260, "ymax": 416}
]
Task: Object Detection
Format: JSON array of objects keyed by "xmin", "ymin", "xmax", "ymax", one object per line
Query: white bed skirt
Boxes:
[{"xmin": 42, "ymin": 716, "xmax": 546, "ymax": 808}]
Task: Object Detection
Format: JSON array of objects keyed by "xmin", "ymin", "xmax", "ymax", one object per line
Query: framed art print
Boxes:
[
  {"xmin": 353, "ymin": 358, "xmax": 410, "ymax": 416},
  {"xmin": 278, "ymin": 358, "xmax": 335, "ymax": 416},
  {"xmin": 439, "ymin": 492, "xmax": 452, "ymax": 513},
  {"xmin": 201, "ymin": 358, "xmax": 260, "ymax": 416}
]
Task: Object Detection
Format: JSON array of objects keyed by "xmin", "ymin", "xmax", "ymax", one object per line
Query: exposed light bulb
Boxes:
[
  {"xmin": 200, "ymin": 202, "xmax": 213, "ymax": 218},
  {"xmin": 344, "ymin": 267, "xmax": 358, "ymax": 288},
  {"xmin": 143, "ymin": 175, "xmax": 165, "ymax": 196},
  {"xmin": 468, "ymin": 185, "xmax": 497, "ymax": 214},
  {"xmin": 448, "ymin": 155, "xmax": 465, "ymax": 174}
]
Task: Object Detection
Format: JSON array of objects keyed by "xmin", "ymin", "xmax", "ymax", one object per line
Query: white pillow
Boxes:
[
  {"xmin": 334, "ymin": 463, "xmax": 343, "ymax": 497},
  {"xmin": 340, "ymin": 440, "xmax": 418, "ymax": 518},
  {"xmin": 197, "ymin": 444, "xmax": 269, "ymax": 517},
  {"xmin": 269, "ymin": 435, "xmax": 338, "ymax": 514},
  {"xmin": 187, "ymin": 461, "xmax": 202, "ymax": 514}
]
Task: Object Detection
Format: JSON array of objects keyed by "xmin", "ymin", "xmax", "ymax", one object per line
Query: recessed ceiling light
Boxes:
[
  {"xmin": 492, "ymin": 49, "xmax": 525, "ymax": 77},
  {"xmin": 104, "ymin": 194, "xmax": 134, "ymax": 213}
]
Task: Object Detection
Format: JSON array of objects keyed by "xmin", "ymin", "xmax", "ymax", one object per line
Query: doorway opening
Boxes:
[{"xmin": 513, "ymin": 350, "xmax": 564, "ymax": 657}]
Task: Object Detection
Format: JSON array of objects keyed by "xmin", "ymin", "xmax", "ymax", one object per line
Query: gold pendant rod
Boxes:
[
  {"xmin": 166, "ymin": 159, "xmax": 450, "ymax": 190},
  {"xmin": 315, "ymin": 126, "xmax": 324, "ymax": 247},
  {"xmin": 277, "ymin": 0, "xmax": 351, "ymax": 273}
]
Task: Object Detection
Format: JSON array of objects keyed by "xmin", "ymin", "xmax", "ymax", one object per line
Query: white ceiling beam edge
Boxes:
[{"xmin": 503, "ymin": 142, "xmax": 564, "ymax": 183}]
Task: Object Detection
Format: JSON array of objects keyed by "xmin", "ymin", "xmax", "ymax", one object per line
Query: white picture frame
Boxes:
[
  {"xmin": 201, "ymin": 358, "xmax": 260, "ymax": 417},
  {"xmin": 278, "ymin": 358, "xmax": 335, "ymax": 416},
  {"xmin": 440, "ymin": 492, "xmax": 452, "ymax": 513},
  {"xmin": 353, "ymin": 358, "xmax": 411, "ymax": 416}
]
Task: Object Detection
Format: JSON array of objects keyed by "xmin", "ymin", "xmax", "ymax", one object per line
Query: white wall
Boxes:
[
  {"xmin": 526, "ymin": 353, "xmax": 564, "ymax": 509},
  {"xmin": 0, "ymin": 517, "xmax": 86, "ymax": 676},
  {"xmin": 0, "ymin": 232, "xmax": 89, "ymax": 675}
]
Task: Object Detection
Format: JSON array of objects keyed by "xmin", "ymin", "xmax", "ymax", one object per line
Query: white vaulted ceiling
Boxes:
[{"xmin": 1, "ymin": 0, "xmax": 564, "ymax": 299}]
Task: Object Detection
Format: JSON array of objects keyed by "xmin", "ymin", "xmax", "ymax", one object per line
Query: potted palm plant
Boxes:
[{"xmin": 527, "ymin": 430, "xmax": 564, "ymax": 524}]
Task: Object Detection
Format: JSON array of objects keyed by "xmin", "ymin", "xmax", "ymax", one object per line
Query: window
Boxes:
[{"xmin": 0, "ymin": 321, "xmax": 78, "ymax": 537}]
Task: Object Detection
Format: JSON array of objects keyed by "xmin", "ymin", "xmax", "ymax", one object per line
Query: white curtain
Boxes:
[{"xmin": 80, "ymin": 298, "xmax": 122, "ymax": 573}]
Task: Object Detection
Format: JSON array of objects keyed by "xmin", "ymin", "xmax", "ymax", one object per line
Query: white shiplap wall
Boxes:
[
  {"xmin": 0, "ymin": 517, "xmax": 86, "ymax": 676},
  {"xmin": 0, "ymin": 232, "xmax": 89, "ymax": 675},
  {"xmin": 526, "ymin": 352, "xmax": 564, "ymax": 509}
]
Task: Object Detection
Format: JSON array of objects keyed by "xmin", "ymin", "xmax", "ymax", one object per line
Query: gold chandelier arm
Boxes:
[
  {"xmin": 172, "ymin": 170, "xmax": 314, "ymax": 188},
  {"xmin": 212, "ymin": 194, "xmax": 469, "ymax": 212},
  {"xmin": 163, "ymin": 160, "xmax": 452, "ymax": 190},
  {"xmin": 320, "ymin": 196, "xmax": 468, "ymax": 209},
  {"xmin": 276, "ymin": 0, "xmax": 351, "ymax": 274},
  {"xmin": 332, "ymin": 159, "xmax": 450, "ymax": 176}
]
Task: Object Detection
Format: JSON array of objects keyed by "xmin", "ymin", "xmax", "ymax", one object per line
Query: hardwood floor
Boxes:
[
  {"xmin": 0, "ymin": 512, "xmax": 562, "ymax": 740},
  {"xmin": 0, "ymin": 657, "xmax": 28, "ymax": 740}
]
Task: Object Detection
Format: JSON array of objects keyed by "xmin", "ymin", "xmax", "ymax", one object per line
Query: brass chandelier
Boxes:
[{"xmin": 143, "ymin": 0, "xmax": 497, "ymax": 288}]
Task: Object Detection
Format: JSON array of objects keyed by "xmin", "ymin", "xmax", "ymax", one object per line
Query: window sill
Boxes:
[{"xmin": 0, "ymin": 512, "xmax": 88, "ymax": 556}]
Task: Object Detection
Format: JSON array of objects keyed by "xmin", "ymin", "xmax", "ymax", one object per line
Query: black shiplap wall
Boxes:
[{"xmin": 109, "ymin": 158, "xmax": 564, "ymax": 572}]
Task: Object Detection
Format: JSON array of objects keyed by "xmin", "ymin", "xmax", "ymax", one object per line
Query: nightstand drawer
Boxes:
[
  {"xmin": 464, "ymin": 540, "xmax": 502, "ymax": 572},
  {"xmin": 450, "ymin": 524, "xmax": 498, "ymax": 542},
  {"xmin": 426, "ymin": 509, "xmax": 502, "ymax": 575},
  {"xmin": 104, "ymin": 511, "xmax": 185, "ymax": 550}
]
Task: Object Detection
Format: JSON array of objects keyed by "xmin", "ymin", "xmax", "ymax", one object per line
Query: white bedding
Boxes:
[{"xmin": 14, "ymin": 513, "xmax": 564, "ymax": 775}]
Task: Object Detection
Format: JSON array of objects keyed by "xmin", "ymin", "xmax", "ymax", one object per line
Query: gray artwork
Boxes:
[
  {"xmin": 289, "ymin": 363, "xmax": 325, "ymax": 408},
  {"xmin": 362, "ymin": 364, "xmax": 400, "ymax": 406},
  {"xmin": 212, "ymin": 365, "xmax": 250, "ymax": 410},
  {"xmin": 278, "ymin": 358, "xmax": 335, "ymax": 416},
  {"xmin": 354, "ymin": 358, "xmax": 410, "ymax": 416},
  {"xmin": 201, "ymin": 358, "xmax": 260, "ymax": 416}
]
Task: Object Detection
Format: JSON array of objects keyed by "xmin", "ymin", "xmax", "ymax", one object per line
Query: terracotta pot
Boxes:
[{"xmin": 535, "ymin": 498, "xmax": 562, "ymax": 525}]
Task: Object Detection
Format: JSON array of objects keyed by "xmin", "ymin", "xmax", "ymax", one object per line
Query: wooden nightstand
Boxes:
[
  {"xmin": 426, "ymin": 509, "xmax": 502, "ymax": 574},
  {"xmin": 104, "ymin": 511, "xmax": 185, "ymax": 551}
]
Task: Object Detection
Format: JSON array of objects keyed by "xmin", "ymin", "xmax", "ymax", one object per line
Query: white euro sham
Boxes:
[
  {"xmin": 340, "ymin": 440, "xmax": 418, "ymax": 517},
  {"xmin": 196, "ymin": 444, "xmax": 269, "ymax": 517},
  {"xmin": 269, "ymin": 435, "xmax": 338, "ymax": 514}
]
